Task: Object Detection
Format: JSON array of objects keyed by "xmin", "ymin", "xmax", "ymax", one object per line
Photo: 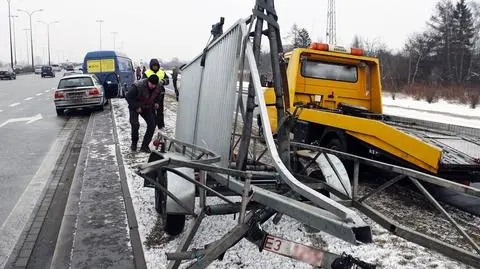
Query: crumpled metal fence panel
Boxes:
[
  {"xmin": 175, "ymin": 55, "xmax": 202, "ymax": 144},
  {"xmin": 176, "ymin": 24, "xmax": 242, "ymax": 168}
]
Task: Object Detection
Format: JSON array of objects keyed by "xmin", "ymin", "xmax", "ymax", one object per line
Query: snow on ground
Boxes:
[
  {"xmin": 382, "ymin": 93, "xmax": 480, "ymax": 129},
  {"xmin": 111, "ymin": 92, "xmax": 475, "ymax": 269}
]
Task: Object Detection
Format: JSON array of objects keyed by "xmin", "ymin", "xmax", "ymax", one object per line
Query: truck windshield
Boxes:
[{"xmin": 302, "ymin": 59, "xmax": 358, "ymax": 83}]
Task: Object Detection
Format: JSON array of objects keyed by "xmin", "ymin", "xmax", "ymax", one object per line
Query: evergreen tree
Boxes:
[
  {"xmin": 452, "ymin": 0, "xmax": 475, "ymax": 83},
  {"xmin": 295, "ymin": 28, "xmax": 312, "ymax": 48},
  {"xmin": 288, "ymin": 24, "xmax": 312, "ymax": 48},
  {"xmin": 351, "ymin": 35, "xmax": 363, "ymax": 48},
  {"xmin": 428, "ymin": 0, "xmax": 455, "ymax": 83}
]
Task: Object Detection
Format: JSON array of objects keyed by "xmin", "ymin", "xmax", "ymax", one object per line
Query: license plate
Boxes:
[
  {"xmin": 263, "ymin": 234, "xmax": 325, "ymax": 266},
  {"xmin": 68, "ymin": 92, "xmax": 85, "ymax": 99}
]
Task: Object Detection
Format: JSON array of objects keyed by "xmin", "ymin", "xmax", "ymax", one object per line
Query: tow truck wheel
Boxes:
[{"xmin": 164, "ymin": 214, "xmax": 186, "ymax": 236}]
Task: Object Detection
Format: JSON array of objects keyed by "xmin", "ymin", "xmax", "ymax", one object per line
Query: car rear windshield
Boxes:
[
  {"xmin": 58, "ymin": 77, "xmax": 94, "ymax": 88},
  {"xmin": 301, "ymin": 59, "xmax": 358, "ymax": 83}
]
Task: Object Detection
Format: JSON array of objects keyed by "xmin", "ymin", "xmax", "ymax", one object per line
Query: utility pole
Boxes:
[
  {"xmin": 96, "ymin": 19, "xmax": 104, "ymax": 49},
  {"xmin": 38, "ymin": 20, "xmax": 59, "ymax": 66},
  {"xmin": 111, "ymin": 31, "xmax": 118, "ymax": 51},
  {"xmin": 11, "ymin": 14, "xmax": 18, "ymax": 66},
  {"xmin": 18, "ymin": 8, "xmax": 43, "ymax": 70},
  {"xmin": 326, "ymin": 0, "xmax": 336, "ymax": 44},
  {"xmin": 7, "ymin": 0, "xmax": 14, "ymax": 69}
]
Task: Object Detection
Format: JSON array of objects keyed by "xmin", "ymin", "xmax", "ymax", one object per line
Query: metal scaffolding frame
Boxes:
[{"xmin": 135, "ymin": 0, "xmax": 480, "ymax": 268}]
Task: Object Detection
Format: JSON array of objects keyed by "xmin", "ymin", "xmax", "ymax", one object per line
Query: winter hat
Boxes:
[
  {"xmin": 149, "ymin": 58, "xmax": 160, "ymax": 69},
  {"xmin": 148, "ymin": 74, "xmax": 159, "ymax": 85}
]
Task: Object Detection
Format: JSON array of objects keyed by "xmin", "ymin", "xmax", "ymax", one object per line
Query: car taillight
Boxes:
[
  {"xmin": 54, "ymin": 91, "xmax": 65, "ymax": 99},
  {"xmin": 88, "ymin": 88, "xmax": 100, "ymax": 96}
]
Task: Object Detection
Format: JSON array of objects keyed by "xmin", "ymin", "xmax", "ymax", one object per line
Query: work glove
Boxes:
[{"xmin": 160, "ymin": 78, "xmax": 169, "ymax": 86}]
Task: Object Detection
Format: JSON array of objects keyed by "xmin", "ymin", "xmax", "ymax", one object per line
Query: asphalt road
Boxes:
[{"xmin": 0, "ymin": 73, "xmax": 66, "ymax": 225}]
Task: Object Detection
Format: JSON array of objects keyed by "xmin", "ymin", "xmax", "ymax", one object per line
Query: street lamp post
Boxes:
[
  {"xmin": 111, "ymin": 31, "xmax": 118, "ymax": 51},
  {"xmin": 11, "ymin": 15, "xmax": 18, "ymax": 66},
  {"xmin": 17, "ymin": 8, "xmax": 43, "ymax": 70},
  {"xmin": 7, "ymin": 0, "xmax": 14, "ymax": 69},
  {"xmin": 38, "ymin": 20, "xmax": 59, "ymax": 66},
  {"xmin": 96, "ymin": 19, "xmax": 104, "ymax": 49},
  {"xmin": 23, "ymin": 28, "xmax": 30, "ymax": 65}
]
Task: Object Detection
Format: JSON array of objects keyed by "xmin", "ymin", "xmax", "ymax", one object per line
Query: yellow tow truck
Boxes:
[{"xmin": 264, "ymin": 43, "xmax": 480, "ymax": 183}]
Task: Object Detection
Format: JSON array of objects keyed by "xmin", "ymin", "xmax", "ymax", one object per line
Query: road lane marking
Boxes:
[
  {"xmin": 0, "ymin": 114, "xmax": 43, "ymax": 128},
  {"xmin": 44, "ymin": 90, "xmax": 50, "ymax": 93},
  {"xmin": 0, "ymin": 110, "xmax": 3, "ymax": 113},
  {"xmin": 24, "ymin": 97, "xmax": 33, "ymax": 101},
  {"xmin": 9, "ymin": 102, "xmax": 20, "ymax": 107},
  {"xmin": 36, "ymin": 93, "xmax": 43, "ymax": 96}
]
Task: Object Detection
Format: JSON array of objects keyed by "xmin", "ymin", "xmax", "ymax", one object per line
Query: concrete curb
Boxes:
[
  {"xmin": 50, "ymin": 115, "xmax": 94, "ymax": 269},
  {"xmin": 110, "ymin": 101, "xmax": 147, "ymax": 269}
]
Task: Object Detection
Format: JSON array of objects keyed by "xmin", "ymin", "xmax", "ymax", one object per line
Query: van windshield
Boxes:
[{"xmin": 58, "ymin": 77, "xmax": 94, "ymax": 88}]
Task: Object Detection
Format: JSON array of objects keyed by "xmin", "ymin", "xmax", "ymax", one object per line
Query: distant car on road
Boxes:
[
  {"xmin": 51, "ymin": 64, "xmax": 61, "ymax": 72},
  {"xmin": 0, "ymin": 67, "xmax": 16, "ymax": 80},
  {"xmin": 41, "ymin": 66, "xmax": 55, "ymax": 78},
  {"xmin": 66, "ymin": 64, "xmax": 75, "ymax": 72},
  {"xmin": 53, "ymin": 74, "xmax": 107, "ymax": 115},
  {"xmin": 34, "ymin": 65, "xmax": 42, "ymax": 74}
]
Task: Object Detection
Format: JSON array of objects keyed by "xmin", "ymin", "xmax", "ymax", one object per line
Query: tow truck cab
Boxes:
[{"xmin": 264, "ymin": 43, "xmax": 480, "ymax": 182}]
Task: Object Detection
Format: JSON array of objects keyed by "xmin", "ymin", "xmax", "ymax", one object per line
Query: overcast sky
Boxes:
[{"xmin": 0, "ymin": 0, "xmax": 439, "ymax": 66}]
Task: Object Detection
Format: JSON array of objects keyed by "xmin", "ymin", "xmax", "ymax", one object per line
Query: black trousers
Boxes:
[
  {"xmin": 173, "ymin": 79, "xmax": 179, "ymax": 100},
  {"xmin": 129, "ymin": 108, "xmax": 156, "ymax": 148},
  {"xmin": 155, "ymin": 93, "xmax": 165, "ymax": 129},
  {"xmin": 155, "ymin": 108, "xmax": 165, "ymax": 129}
]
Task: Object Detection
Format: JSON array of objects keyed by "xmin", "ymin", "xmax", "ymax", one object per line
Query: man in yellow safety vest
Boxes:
[{"xmin": 144, "ymin": 59, "xmax": 169, "ymax": 129}]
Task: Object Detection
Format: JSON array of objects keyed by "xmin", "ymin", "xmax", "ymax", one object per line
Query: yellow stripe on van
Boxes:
[
  {"xmin": 86, "ymin": 59, "xmax": 115, "ymax": 73},
  {"xmin": 101, "ymin": 59, "xmax": 115, "ymax": 72}
]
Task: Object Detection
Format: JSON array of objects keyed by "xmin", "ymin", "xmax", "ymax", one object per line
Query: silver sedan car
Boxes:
[{"xmin": 54, "ymin": 74, "xmax": 107, "ymax": 115}]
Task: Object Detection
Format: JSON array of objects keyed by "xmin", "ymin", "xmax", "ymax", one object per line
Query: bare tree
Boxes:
[{"xmin": 404, "ymin": 32, "xmax": 434, "ymax": 85}]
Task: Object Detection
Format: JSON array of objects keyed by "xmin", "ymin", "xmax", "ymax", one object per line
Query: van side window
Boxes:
[{"xmin": 118, "ymin": 58, "xmax": 131, "ymax": 72}]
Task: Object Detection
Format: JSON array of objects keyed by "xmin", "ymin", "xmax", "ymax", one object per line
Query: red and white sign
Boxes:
[{"xmin": 263, "ymin": 234, "xmax": 325, "ymax": 266}]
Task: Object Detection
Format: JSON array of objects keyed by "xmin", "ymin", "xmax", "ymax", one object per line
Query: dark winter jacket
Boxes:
[
  {"xmin": 126, "ymin": 79, "xmax": 164, "ymax": 110},
  {"xmin": 146, "ymin": 58, "xmax": 170, "ymax": 86}
]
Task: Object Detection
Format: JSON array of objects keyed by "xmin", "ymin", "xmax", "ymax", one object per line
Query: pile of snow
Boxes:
[
  {"xmin": 382, "ymin": 93, "xmax": 480, "ymax": 129},
  {"xmin": 111, "ymin": 92, "xmax": 473, "ymax": 269}
]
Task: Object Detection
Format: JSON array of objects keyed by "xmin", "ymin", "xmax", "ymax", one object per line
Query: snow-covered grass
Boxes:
[
  {"xmin": 111, "ymin": 93, "xmax": 476, "ymax": 269},
  {"xmin": 382, "ymin": 93, "xmax": 480, "ymax": 129}
]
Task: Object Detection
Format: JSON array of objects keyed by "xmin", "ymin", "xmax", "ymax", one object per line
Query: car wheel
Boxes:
[{"xmin": 56, "ymin": 108, "xmax": 64, "ymax": 116}]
